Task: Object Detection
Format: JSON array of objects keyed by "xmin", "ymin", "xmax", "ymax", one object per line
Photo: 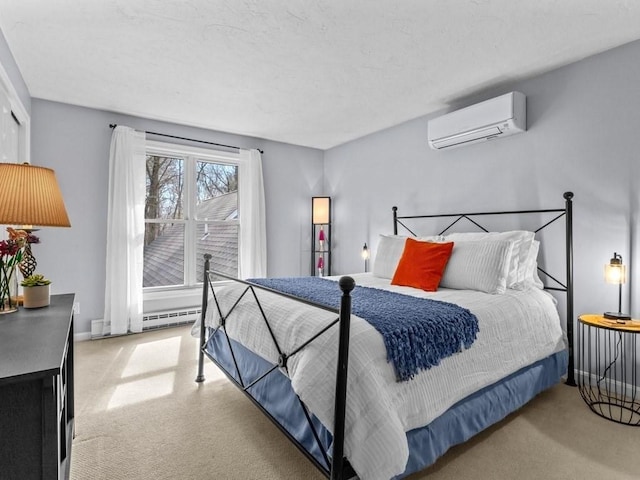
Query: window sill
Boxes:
[{"xmin": 143, "ymin": 286, "xmax": 202, "ymax": 314}]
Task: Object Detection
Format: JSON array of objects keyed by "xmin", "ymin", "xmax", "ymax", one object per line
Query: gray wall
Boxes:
[
  {"xmin": 30, "ymin": 99, "xmax": 324, "ymax": 334},
  {"xmin": 324, "ymin": 40, "xmax": 640, "ymax": 324}
]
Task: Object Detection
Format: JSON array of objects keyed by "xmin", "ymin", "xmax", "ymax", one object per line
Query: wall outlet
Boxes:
[{"xmin": 73, "ymin": 302, "xmax": 80, "ymax": 315}]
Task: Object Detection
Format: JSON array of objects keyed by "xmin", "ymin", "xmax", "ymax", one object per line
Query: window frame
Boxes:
[{"xmin": 144, "ymin": 139, "xmax": 240, "ymax": 294}]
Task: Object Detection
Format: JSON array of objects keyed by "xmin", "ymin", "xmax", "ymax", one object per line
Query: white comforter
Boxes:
[{"xmin": 200, "ymin": 273, "xmax": 565, "ymax": 480}]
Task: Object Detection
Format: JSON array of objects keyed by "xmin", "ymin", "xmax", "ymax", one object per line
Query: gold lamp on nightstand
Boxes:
[
  {"xmin": 0, "ymin": 163, "xmax": 71, "ymax": 314},
  {"xmin": 604, "ymin": 252, "xmax": 631, "ymax": 320}
]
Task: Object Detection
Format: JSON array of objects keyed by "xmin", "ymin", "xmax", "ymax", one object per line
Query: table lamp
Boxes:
[
  {"xmin": 0, "ymin": 163, "xmax": 71, "ymax": 314},
  {"xmin": 603, "ymin": 252, "xmax": 630, "ymax": 320},
  {"xmin": 362, "ymin": 243, "xmax": 370, "ymax": 272}
]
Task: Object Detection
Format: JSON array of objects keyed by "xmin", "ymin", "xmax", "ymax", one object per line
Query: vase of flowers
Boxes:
[
  {"xmin": 21, "ymin": 274, "xmax": 51, "ymax": 309},
  {"xmin": 0, "ymin": 227, "xmax": 28, "ymax": 314}
]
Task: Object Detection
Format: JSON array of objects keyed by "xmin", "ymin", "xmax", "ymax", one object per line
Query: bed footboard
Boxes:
[{"xmin": 196, "ymin": 255, "xmax": 356, "ymax": 480}]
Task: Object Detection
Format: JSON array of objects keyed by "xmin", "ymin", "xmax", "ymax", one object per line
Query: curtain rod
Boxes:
[{"xmin": 109, "ymin": 124, "xmax": 264, "ymax": 154}]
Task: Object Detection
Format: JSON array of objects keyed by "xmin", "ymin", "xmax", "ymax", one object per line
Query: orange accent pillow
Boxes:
[{"xmin": 391, "ymin": 238, "xmax": 454, "ymax": 291}]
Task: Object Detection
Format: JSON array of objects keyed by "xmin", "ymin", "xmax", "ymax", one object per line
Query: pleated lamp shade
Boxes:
[{"xmin": 0, "ymin": 163, "xmax": 71, "ymax": 227}]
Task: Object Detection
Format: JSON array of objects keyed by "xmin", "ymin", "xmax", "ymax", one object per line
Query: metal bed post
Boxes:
[
  {"xmin": 331, "ymin": 276, "xmax": 355, "ymax": 480},
  {"xmin": 564, "ymin": 192, "xmax": 576, "ymax": 386},
  {"xmin": 196, "ymin": 253, "xmax": 212, "ymax": 383},
  {"xmin": 393, "ymin": 206, "xmax": 398, "ymax": 235}
]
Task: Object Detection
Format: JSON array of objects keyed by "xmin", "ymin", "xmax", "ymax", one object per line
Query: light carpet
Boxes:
[{"xmin": 70, "ymin": 325, "xmax": 640, "ymax": 480}]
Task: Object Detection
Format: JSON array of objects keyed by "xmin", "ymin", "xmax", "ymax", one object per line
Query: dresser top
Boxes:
[{"xmin": 0, "ymin": 294, "xmax": 75, "ymax": 382}]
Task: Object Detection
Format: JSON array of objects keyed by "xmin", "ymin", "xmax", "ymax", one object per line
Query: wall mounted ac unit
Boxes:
[{"xmin": 427, "ymin": 91, "xmax": 526, "ymax": 150}]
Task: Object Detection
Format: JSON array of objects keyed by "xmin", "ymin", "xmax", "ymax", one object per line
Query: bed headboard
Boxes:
[{"xmin": 391, "ymin": 191, "xmax": 575, "ymax": 385}]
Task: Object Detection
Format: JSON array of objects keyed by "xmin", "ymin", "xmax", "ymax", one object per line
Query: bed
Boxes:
[{"xmin": 195, "ymin": 192, "xmax": 575, "ymax": 480}]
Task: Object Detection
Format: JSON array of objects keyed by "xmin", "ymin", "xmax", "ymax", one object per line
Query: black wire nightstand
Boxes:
[{"xmin": 577, "ymin": 314, "xmax": 640, "ymax": 426}]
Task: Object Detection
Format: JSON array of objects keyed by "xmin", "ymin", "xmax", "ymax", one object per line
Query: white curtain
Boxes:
[
  {"xmin": 238, "ymin": 148, "xmax": 267, "ymax": 278},
  {"xmin": 103, "ymin": 126, "xmax": 146, "ymax": 335}
]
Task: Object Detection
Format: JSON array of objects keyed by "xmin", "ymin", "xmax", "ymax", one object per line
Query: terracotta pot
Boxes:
[{"xmin": 23, "ymin": 284, "xmax": 50, "ymax": 309}]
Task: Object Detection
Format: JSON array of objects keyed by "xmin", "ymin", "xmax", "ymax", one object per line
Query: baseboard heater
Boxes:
[
  {"xmin": 142, "ymin": 307, "xmax": 202, "ymax": 331},
  {"xmin": 91, "ymin": 307, "xmax": 202, "ymax": 338}
]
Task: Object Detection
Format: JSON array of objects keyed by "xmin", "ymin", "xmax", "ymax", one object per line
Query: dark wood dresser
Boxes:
[{"xmin": 0, "ymin": 294, "xmax": 75, "ymax": 480}]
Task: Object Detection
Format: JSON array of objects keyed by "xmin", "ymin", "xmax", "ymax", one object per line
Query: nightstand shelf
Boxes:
[{"xmin": 577, "ymin": 314, "xmax": 640, "ymax": 426}]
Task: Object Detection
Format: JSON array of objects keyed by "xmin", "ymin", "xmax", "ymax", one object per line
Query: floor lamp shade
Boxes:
[
  {"xmin": 312, "ymin": 197, "xmax": 331, "ymax": 225},
  {"xmin": 0, "ymin": 163, "xmax": 71, "ymax": 227}
]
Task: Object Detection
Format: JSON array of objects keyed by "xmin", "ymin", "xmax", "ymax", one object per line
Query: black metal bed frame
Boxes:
[{"xmin": 195, "ymin": 191, "xmax": 575, "ymax": 480}]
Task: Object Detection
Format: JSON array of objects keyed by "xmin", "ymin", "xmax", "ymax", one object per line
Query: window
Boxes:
[{"xmin": 143, "ymin": 141, "xmax": 239, "ymax": 289}]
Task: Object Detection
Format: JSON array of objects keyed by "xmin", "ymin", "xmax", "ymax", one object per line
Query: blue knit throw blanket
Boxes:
[{"xmin": 247, "ymin": 277, "xmax": 479, "ymax": 382}]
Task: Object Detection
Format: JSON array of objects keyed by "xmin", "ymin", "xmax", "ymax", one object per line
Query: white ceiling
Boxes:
[{"xmin": 1, "ymin": 1, "xmax": 640, "ymax": 150}]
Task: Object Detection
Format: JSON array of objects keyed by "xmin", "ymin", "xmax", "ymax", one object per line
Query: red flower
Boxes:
[
  {"xmin": 0, "ymin": 240, "xmax": 20, "ymax": 257},
  {"xmin": 0, "ymin": 228, "xmax": 27, "ymax": 311},
  {"xmin": 0, "ymin": 228, "xmax": 27, "ymax": 263}
]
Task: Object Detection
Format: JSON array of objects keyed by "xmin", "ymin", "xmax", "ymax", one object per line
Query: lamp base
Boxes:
[{"xmin": 603, "ymin": 311, "xmax": 631, "ymax": 321}]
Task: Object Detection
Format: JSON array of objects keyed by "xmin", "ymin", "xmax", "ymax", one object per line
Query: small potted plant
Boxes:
[{"xmin": 21, "ymin": 273, "xmax": 51, "ymax": 309}]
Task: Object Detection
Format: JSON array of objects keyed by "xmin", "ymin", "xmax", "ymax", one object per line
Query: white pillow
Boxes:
[
  {"xmin": 372, "ymin": 234, "xmax": 444, "ymax": 279},
  {"xmin": 439, "ymin": 240, "xmax": 514, "ymax": 294},
  {"xmin": 417, "ymin": 235, "xmax": 446, "ymax": 243},
  {"xmin": 444, "ymin": 231, "xmax": 535, "ymax": 288},
  {"xmin": 522, "ymin": 240, "xmax": 544, "ymax": 289},
  {"xmin": 372, "ymin": 235, "xmax": 407, "ymax": 279}
]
